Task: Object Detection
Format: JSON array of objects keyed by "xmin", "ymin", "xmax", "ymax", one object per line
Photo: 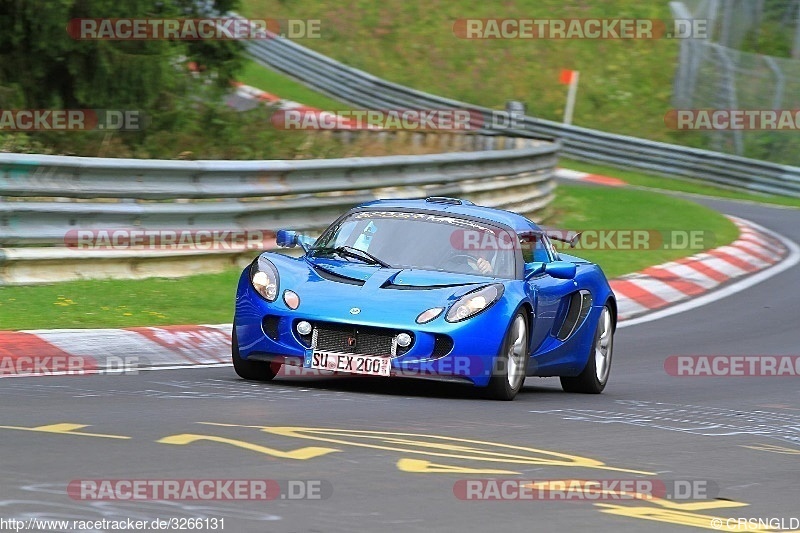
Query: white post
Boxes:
[{"xmin": 563, "ymin": 71, "xmax": 580, "ymax": 125}]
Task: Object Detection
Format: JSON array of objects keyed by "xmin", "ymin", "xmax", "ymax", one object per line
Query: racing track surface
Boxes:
[{"xmin": 1, "ymin": 196, "xmax": 798, "ymax": 533}]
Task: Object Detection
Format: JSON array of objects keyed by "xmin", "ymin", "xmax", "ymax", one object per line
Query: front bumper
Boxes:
[{"xmin": 234, "ymin": 277, "xmax": 516, "ymax": 388}]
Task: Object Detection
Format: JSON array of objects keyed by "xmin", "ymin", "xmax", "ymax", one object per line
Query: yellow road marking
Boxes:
[
  {"xmin": 156, "ymin": 433, "xmax": 339, "ymax": 460},
  {"xmin": 6, "ymin": 421, "xmax": 787, "ymax": 531},
  {"xmin": 522, "ymin": 479, "xmax": 799, "ymax": 532},
  {"xmin": 397, "ymin": 458, "xmax": 518, "ymax": 474},
  {"xmin": 0, "ymin": 423, "xmax": 130, "ymax": 439},
  {"xmin": 524, "ymin": 480, "xmax": 746, "ymax": 511},
  {"xmin": 742, "ymin": 443, "xmax": 800, "ymax": 455},
  {"xmin": 199, "ymin": 423, "xmax": 654, "ymax": 475},
  {"xmin": 596, "ymin": 505, "xmax": 775, "ymax": 531}
]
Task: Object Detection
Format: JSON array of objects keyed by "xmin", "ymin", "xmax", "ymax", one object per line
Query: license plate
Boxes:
[{"xmin": 306, "ymin": 351, "xmax": 391, "ymax": 377}]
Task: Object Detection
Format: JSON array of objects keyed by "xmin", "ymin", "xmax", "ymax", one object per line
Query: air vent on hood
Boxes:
[
  {"xmin": 381, "ymin": 269, "xmax": 488, "ymax": 290},
  {"xmin": 312, "ymin": 265, "xmax": 366, "ymax": 286},
  {"xmin": 382, "ymin": 281, "xmax": 470, "ymax": 290}
]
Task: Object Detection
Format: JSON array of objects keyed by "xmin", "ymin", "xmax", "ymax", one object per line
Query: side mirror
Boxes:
[
  {"xmin": 275, "ymin": 229, "xmax": 298, "ymax": 248},
  {"xmin": 524, "ymin": 262, "xmax": 545, "ymax": 279},
  {"xmin": 545, "ymin": 261, "xmax": 577, "ymax": 280}
]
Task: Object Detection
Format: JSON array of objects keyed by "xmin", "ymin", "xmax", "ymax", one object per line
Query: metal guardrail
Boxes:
[
  {"xmin": 0, "ymin": 137, "xmax": 558, "ymax": 284},
  {"xmin": 245, "ymin": 23, "xmax": 800, "ymax": 198}
]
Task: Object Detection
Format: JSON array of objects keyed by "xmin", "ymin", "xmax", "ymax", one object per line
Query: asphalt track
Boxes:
[{"xmin": 1, "ymin": 195, "xmax": 798, "ymax": 533}]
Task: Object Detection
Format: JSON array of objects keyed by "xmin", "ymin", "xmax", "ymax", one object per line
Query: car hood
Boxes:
[{"xmin": 269, "ymin": 254, "xmax": 508, "ymax": 326}]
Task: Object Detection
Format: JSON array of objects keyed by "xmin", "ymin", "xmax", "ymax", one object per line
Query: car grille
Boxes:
[
  {"xmin": 431, "ymin": 335, "xmax": 454, "ymax": 358},
  {"xmin": 262, "ymin": 315, "xmax": 280, "ymax": 340},
  {"xmin": 312, "ymin": 323, "xmax": 410, "ymax": 357}
]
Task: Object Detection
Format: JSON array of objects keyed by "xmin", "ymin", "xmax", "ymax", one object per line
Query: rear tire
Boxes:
[
  {"xmin": 232, "ymin": 328, "xmax": 280, "ymax": 381},
  {"xmin": 485, "ymin": 311, "xmax": 529, "ymax": 401},
  {"xmin": 560, "ymin": 305, "xmax": 614, "ymax": 394}
]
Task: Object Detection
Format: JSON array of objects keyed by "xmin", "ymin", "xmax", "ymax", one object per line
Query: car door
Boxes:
[{"xmin": 523, "ymin": 233, "xmax": 575, "ymax": 352}]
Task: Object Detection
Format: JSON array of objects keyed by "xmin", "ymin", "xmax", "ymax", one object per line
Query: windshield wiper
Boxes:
[
  {"xmin": 307, "ymin": 246, "xmax": 340, "ymax": 258},
  {"xmin": 308, "ymin": 246, "xmax": 391, "ymax": 267},
  {"xmin": 335, "ymin": 246, "xmax": 391, "ymax": 267}
]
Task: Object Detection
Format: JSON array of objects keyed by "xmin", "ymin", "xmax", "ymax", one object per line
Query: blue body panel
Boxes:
[{"xmin": 233, "ymin": 198, "xmax": 616, "ymax": 388}]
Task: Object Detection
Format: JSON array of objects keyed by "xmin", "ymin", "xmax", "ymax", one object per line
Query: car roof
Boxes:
[{"xmin": 356, "ymin": 198, "xmax": 541, "ymax": 232}]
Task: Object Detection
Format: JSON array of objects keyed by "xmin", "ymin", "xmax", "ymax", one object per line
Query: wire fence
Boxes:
[{"xmin": 671, "ymin": 0, "xmax": 800, "ymax": 164}]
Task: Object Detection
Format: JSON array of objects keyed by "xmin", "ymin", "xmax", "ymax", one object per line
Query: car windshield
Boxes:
[{"xmin": 310, "ymin": 210, "xmax": 521, "ymax": 279}]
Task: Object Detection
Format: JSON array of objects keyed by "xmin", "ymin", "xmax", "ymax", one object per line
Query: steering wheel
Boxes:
[{"xmin": 445, "ymin": 253, "xmax": 481, "ymax": 272}]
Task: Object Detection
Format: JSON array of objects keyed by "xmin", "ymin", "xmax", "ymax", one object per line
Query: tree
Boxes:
[{"xmin": 0, "ymin": 0, "xmax": 243, "ymax": 110}]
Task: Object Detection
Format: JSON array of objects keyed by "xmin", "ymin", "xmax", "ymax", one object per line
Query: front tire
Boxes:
[
  {"xmin": 485, "ymin": 311, "xmax": 529, "ymax": 401},
  {"xmin": 560, "ymin": 305, "xmax": 614, "ymax": 394},
  {"xmin": 231, "ymin": 328, "xmax": 280, "ymax": 381}
]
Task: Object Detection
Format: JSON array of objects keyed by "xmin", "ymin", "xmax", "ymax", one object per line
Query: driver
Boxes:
[{"xmin": 467, "ymin": 248, "xmax": 495, "ymax": 275}]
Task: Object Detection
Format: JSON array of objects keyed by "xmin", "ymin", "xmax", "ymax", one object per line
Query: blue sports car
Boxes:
[{"xmin": 232, "ymin": 197, "xmax": 616, "ymax": 400}]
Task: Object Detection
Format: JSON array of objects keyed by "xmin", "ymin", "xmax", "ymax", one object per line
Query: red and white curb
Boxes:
[
  {"xmin": 232, "ymin": 82, "xmax": 368, "ymax": 129},
  {"xmin": 553, "ymin": 167, "xmax": 627, "ymax": 187},
  {"xmin": 233, "ymin": 82, "xmax": 282, "ymax": 105},
  {"xmin": 612, "ymin": 216, "xmax": 788, "ymax": 321},
  {"xmin": 0, "ymin": 325, "xmax": 232, "ymax": 378},
  {"xmin": 0, "ymin": 217, "xmax": 794, "ymax": 377}
]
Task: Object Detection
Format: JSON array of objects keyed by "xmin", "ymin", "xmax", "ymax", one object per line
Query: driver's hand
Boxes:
[{"xmin": 476, "ymin": 257, "xmax": 493, "ymax": 275}]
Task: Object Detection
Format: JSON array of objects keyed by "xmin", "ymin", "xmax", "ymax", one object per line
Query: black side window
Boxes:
[{"xmin": 519, "ymin": 232, "xmax": 551, "ymax": 263}]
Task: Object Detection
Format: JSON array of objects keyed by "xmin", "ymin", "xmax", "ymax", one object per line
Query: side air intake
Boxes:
[{"xmin": 555, "ymin": 290, "xmax": 593, "ymax": 341}]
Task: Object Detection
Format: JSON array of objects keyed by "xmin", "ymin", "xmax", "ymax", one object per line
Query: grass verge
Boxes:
[
  {"xmin": 0, "ymin": 269, "xmax": 244, "ymax": 330},
  {"xmin": 549, "ymin": 184, "xmax": 739, "ymax": 278},
  {"xmin": 239, "ymin": 60, "xmax": 351, "ymax": 111},
  {"xmin": 0, "ymin": 185, "xmax": 737, "ymax": 329},
  {"xmin": 560, "ymin": 158, "xmax": 800, "ymax": 208}
]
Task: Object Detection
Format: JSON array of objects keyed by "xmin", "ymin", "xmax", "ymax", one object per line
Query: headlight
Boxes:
[
  {"xmin": 446, "ymin": 284, "xmax": 504, "ymax": 322},
  {"xmin": 416, "ymin": 307, "xmax": 444, "ymax": 324},
  {"xmin": 283, "ymin": 290, "xmax": 300, "ymax": 310},
  {"xmin": 250, "ymin": 257, "xmax": 279, "ymax": 302}
]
